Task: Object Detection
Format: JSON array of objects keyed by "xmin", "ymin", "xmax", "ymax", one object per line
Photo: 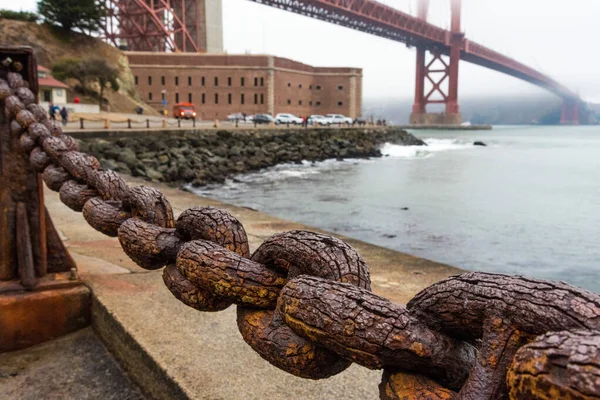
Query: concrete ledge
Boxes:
[
  {"xmin": 69, "ymin": 126, "xmax": 391, "ymax": 139},
  {"xmin": 398, "ymin": 124, "xmax": 492, "ymax": 130},
  {"xmin": 88, "ymin": 272, "xmax": 380, "ymax": 400},
  {"xmin": 91, "ymin": 286, "xmax": 188, "ymax": 400}
]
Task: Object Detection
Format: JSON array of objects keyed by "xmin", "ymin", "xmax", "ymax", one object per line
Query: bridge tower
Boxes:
[
  {"xmin": 103, "ymin": 0, "xmax": 224, "ymax": 53},
  {"xmin": 411, "ymin": 0, "xmax": 463, "ymax": 125},
  {"xmin": 560, "ymin": 100, "xmax": 580, "ymax": 125}
]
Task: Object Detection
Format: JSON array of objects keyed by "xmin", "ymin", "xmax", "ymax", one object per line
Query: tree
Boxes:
[
  {"xmin": 0, "ymin": 9, "xmax": 39, "ymax": 22},
  {"xmin": 37, "ymin": 0, "xmax": 105, "ymax": 33},
  {"xmin": 52, "ymin": 58, "xmax": 120, "ymax": 108},
  {"xmin": 52, "ymin": 58, "xmax": 90, "ymax": 88},
  {"xmin": 86, "ymin": 59, "xmax": 120, "ymax": 108}
]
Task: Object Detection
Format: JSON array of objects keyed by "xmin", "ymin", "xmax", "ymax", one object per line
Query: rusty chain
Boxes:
[{"xmin": 2, "ymin": 64, "xmax": 600, "ymax": 400}]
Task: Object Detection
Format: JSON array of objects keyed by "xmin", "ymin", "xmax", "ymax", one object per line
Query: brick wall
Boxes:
[{"xmin": 127, "ymin": 52, "xmax": 362, "ymax": 120}]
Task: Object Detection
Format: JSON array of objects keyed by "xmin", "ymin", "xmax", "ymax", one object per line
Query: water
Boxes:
[{"xmin": 193, "ymin": 126, "xmax": 600, "ymax": 293}]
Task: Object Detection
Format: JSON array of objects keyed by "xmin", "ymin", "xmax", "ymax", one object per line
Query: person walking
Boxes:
[
  {"xmin": 60, "ymin": 106, "xmax": 69, "ymax": 126},
  {"xmin": 48, "ymin": 103, "xmax": 56, "ymax": 121}
]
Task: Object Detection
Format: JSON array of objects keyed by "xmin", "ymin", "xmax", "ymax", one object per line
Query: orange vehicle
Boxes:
[{"xmin": 172, "ymin": 102, "xmax": 197, "ymax": 119}]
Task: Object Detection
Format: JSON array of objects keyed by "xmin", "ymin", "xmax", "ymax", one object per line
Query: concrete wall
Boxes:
[{"xmin": 205, "ymin": 0, "xmax": 224, "ymax": 53}]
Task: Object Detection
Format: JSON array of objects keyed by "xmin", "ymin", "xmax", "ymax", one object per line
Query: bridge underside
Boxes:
[{"xmin": 248, "ymin": 0, "xmax": 579, "ymax": 124}]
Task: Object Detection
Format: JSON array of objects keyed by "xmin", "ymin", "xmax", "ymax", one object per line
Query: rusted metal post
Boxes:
[
  {"xmin": 0, "ymin": 46, "xmax": 87, "ymax": 353},
  {"xmin": 146, "ymin": 118, "xmax": 150, "ymax": 128},
  {"xmin": 80, "ymin": 117, "xmax": 84, "ymax": 129},
  {"xmin": 16, "ymin": 202, "xmax": 36, "ymax": 289},
  {"xmin": 0, "ymin": 46, "xmax": 76, "ymax": 284},
  {"xmin": 128, "ymin": 118, "xmax": 131, "ymax": 129}
]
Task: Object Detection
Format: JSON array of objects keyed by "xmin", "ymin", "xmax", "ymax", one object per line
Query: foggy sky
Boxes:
[{"xmin": 3, "ymin": 0, "xmax": 599, "ymax": 102}]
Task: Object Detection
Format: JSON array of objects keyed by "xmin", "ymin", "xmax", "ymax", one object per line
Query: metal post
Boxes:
[
  {"xmin": 146, "ymin": 119, "xmax": 150, "ymax": 128},
  {"xmin": 193, "ymin": 118, "xmax": 196, "ymax": 128},
  {"xmin": 0, "ymin": 46, "xmax": 76, "ymax": 283},
  {"xmin": 80, "ymin": 118, "xmax": 84, "ymax": 130},
  {"xmin": 128, "ymin": 118, "xmax": 131, "ymax": 129},
  {"xmin": 178, "ymin": 118, "xmax": 181, "ymax": 128}
]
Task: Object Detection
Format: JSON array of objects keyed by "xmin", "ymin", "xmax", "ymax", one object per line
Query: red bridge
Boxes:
[{"xmin": 103, "ymin": 0, "xmax": 582, "ymax": 125}]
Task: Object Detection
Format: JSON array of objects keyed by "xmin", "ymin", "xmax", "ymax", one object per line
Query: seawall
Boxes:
[{"xmin": 76, "ymin": 127, "xmax": 425, "ymax": 186}]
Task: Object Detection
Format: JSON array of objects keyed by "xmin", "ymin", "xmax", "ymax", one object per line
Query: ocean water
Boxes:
[{"xmin": 193, "ymin": 126, "xmax": 600, "ymax": 293}]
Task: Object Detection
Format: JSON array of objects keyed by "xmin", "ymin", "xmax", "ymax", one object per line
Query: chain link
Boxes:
[{"xmin": 2, "ymin": 66, "xmax": 600, "ymax": 400}]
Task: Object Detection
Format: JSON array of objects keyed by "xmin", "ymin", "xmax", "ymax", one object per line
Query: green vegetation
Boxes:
[
  {"xmin": 37, "ymin": 0, "xmax": 105, "ymax": 33},
  {"xmin": 53, "ymin": 58, "xmax": 120, "ymax": 107},
  {"xmin": 0, "ymin": 9, "xmax": 39, "ymax": 22}
]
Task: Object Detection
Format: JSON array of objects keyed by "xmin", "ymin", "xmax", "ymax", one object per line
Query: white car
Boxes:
[
  {"xmin": 326, "ymin": 114, "xmax": 353, "ymax": 125},
  {"xmin": 227, "ymin": 113, "xmax": 244, "ymax": 121},
  {"xmin": 307, "ymin": 115, "xmax": 331, "ymax": 126},
  {"xmin": 275, "ymin": 113, "xmax": 303, "ymax": 125}
]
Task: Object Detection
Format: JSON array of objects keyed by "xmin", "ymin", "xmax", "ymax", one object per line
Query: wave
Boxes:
[
  {"xmin": 193, "ymin": 138, "xmax": 478, "ymax": 194},
  {"xmin": 380, "ymin": 138, "xmax": 476, "ymax": 159},
  {"xmin": 190, "ymin": 158, "xmax": 372, "ymax": 195}
]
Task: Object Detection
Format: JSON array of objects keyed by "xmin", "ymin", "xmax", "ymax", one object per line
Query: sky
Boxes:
[{"xmin": 3, "ymin": 0, "xmax": 599, "ymax": 102}]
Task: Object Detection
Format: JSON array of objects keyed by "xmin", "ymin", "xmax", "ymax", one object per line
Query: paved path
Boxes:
[
  {"xmin": 44, "ymin": 176, "xmax": 463, "ymax": 400},
  {"xmin": 0, "ymin": 328, "xmax": 145, "ymax": 400}
]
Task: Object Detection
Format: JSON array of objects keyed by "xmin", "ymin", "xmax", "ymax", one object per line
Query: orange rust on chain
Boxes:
[
  {"xmin": 507, "ymin": 330, "xmax": 600, "ymax": 400},
  {"xmin": 3, "ymin": 55, "xmax": 600, "ymax": 400},
  {"xmin": 162, "ymin": 264, "xmax": 232, "ymax": 312},
  {"xmin": 379, "ymin": 370, "xmax": 456, "ymax": 400},
  {"xmin": 235, "ymin": 230, "xmax": 372, "ymax": 379}
]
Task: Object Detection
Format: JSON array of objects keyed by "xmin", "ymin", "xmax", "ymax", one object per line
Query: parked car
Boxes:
[
  {"xmin": 275, "ymin": 113, "xmax": 303, "ymax": 125},
  {"xmin": 227, "ymin": 113, "xmax": 244, "ymax": 121},
  {"xmin": 307, "ymin": 115, "xmax": 331, "ymax": 126},
  {"xmin": 326, "ymin": 114, "xmax": 353, "ymax": 125},
  {"xmin": 173, "ymin": 103, "xmax": 197, "ymax": 119},
  {"xmin": 253, "ymin": 114, "xmax": 274, "ymax": 124}
]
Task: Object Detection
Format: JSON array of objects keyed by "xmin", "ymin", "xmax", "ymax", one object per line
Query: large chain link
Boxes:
[{"xmin": 2, "ymin": 65, "xmax": 600, "ymax": 400}]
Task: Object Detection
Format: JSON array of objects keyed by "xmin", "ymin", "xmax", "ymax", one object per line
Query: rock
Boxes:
[
  {"xmin": 474, "ymin": 141, "xmax": 487, "ymax": 146},
  {"xmin": 80, "ymin": 127, "xmax": 425, "ymax": 186},
  {"xmin": 99, "ymin": 158, "xmax": 118, "ymax": 171},
  {"xmin": 114, "ymin": 162, "xmax": 131, "ymax": 176},
  {"xmin": 116, "ymin": 147, "xmax": 138, "ymax": 165},
  {"xmin": 382, "ymin": 234, "xmax": 397, "ymax": 239},
  {"xmin": 145, "ymin": 168, "xmax": 164, "ymax": 182}
]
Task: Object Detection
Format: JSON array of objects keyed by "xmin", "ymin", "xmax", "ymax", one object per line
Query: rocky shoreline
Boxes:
[{"xmin": 77, "ymin": 128, "xmax": 425, "ymax": 187}]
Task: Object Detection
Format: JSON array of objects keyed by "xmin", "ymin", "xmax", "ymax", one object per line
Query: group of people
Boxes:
[{"xmin": 48, "ymin": 103, "xmax": 69, "ymax": 126}]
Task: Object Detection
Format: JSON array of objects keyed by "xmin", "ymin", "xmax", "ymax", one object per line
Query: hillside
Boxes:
[{"xmin": 0, "ymin": 19, "xmax": 156, "ymax": 115}]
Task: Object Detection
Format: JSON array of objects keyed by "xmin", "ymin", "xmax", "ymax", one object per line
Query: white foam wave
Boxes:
[{"xmin": 381, "ymin": 138, "xmax": 475, "ymax": 159}]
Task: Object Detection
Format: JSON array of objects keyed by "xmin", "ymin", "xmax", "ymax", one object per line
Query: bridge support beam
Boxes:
[
  {"xmin": 410, "ymin": 0, "xmax": 462, "ymax": 125},
  {"xmin": 560, "ymin": 100, "xmax": 580, "ymax": 125}
]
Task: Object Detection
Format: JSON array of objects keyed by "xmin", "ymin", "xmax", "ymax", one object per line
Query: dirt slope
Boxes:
[{"xmin": 0, "ymin": 19, "xmax": 157, "ymax": 115}]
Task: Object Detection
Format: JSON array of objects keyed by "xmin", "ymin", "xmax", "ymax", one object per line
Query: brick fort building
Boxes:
[{"xmin": 127, "ymin": 52, "xmax": 363, "ymax": 121}]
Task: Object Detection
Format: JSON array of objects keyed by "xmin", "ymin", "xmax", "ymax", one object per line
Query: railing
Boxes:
[{"xmin": 63, "ymin": 117, "xmax": 378, "ymax": 130}]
